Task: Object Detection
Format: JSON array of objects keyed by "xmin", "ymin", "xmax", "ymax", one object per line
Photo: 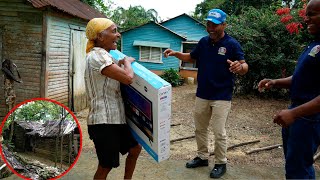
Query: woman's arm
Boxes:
[{"xmin": 101, "ymin": 57, "xmax": 134, "ymax": 85}]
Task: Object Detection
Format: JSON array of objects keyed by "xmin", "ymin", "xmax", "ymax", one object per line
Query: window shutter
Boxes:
[
  {"xmin": 150, "ymin": 47, "xmax": 161, "ymax": 62},
  {"xmin": 141, "ymin": 46, "xmax": 149, "ymax": 60},
  {"xmin": 139, "ymin": 46, "xmax": 162, "ymax": 63}
]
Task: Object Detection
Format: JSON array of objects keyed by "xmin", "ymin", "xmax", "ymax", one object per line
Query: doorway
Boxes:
[{"xmin": 70, "ymin": 30, "xmax": 87, "ymax": 112}]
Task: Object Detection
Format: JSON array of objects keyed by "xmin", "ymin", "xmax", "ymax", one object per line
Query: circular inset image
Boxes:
[{"xmin": 0, "ymin": 98, "xmax": 82, "ymax": 180}]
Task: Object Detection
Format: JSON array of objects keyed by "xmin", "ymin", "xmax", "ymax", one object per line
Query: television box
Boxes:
[{"xmin": 109, "ymin": 50, "xmax": 171, "ymax": 162}]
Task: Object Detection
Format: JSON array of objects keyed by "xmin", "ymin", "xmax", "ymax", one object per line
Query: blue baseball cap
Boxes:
[{"xmin": 205, "ymin": 9, "xmax": 227, "ymax": 24}]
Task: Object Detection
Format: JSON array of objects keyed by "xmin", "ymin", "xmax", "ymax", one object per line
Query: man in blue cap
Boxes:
[{"xmin": 164, "ymin": 9, "xmax": 248, "ymax": 178}]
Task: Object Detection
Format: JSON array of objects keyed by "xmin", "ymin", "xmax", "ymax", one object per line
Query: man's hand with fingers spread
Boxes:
[{"xmin": 227, "ymin": 59, "xmax": 243, "ymax": 74}]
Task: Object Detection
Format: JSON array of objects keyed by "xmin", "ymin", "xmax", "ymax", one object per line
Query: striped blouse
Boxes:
[{"xmin": 84, "ymin": 47, "xmax": 126, "ymax": 125}]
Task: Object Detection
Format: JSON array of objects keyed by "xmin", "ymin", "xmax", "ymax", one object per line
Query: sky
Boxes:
[{"xmin": 112, "ymin": 0, "xmax": 204, "ymax": 20}]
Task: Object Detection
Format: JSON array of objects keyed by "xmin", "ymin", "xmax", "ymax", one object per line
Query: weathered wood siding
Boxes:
[
  {"xmin": 0, "ymin": 27, "xmax": 4, "ymax": 120},
  {"xmin": 33, "ymin": 135, "xmax": 73, "ymax": 163},
  {"xmin": 46, "ymin": 13, "xmax": 87, "ymax": 110},
  {"xmin": 121, "ymin": 23, "xmax": 184, "ymax": 71},
  {"xmin": 46, "ymin": 15, "xmax": 71, "ymax": 106},
  {"xmin": 161, "ymin": 15, "xmax": 207, "ymax": 41},
  {"xmin": 0, "ymin": 1, "xmax": 89, "ymax": 119},
  {"xmin": 0, "ymin": 0, "xmax": 43, "ymax": 120}
]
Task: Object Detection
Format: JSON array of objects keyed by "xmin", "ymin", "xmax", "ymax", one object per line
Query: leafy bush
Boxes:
[
  {"xmin": 226, "ymin": 6, "xmax": 309, "ymax": 98},
  {"xmin": 160, "ymin": 68, "xmax": 183, "ymax": 87}
]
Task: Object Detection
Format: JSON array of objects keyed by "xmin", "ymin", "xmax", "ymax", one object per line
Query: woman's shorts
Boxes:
[{"xmin": 88, "ymin": 124, "xmax": 138, "ymax": 168}]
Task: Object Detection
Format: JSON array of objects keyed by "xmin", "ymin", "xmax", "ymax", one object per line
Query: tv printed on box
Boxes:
[{"xmin": 109, "ymin": 50, "xmax": 171, "ymax": 162}]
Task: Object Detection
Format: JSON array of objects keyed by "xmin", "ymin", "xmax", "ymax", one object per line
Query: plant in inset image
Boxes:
[{"xmin": 1, "ymin": 99, "xmax": 81, "ymax": 180}]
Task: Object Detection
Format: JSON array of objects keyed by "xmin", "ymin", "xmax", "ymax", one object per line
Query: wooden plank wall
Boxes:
[
  {"xmin": 0, "ymin": 1, "xmax": 89, "ymax": 119},
  {"xmin": 0, "ymin": 0, "xmax": 43, "ymax": 120},
  {"xmin": 34, "ymin": 135, "xmax": 72, "ymax": 163},
  {"xmin": 46, "ymin": 14, "xmax": 87, "ymax": 110},
  {"xmin": 0, "ymin": 27, "xmax": 4, "ymax": 120},
  {"xmin": 46, "ymin": 16, "xmax": 71, "ymax": 106}
]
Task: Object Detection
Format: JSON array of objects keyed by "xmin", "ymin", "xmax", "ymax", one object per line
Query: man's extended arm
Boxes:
[{"xmin": 163, "ymin": 49, "xmax": 195, "ymax": 63}]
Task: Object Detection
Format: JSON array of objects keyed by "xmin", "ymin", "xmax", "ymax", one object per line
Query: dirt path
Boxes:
[
  {"xmin": 76, "ymin": 84, "xmax": 320, "ymax": 169},
  {"xmin": 4, "ymin": 84, "xmax": 320, "ymax": 179},
  {"xmin": 166, "ymin": 84, "xmax": 286, "ymax": 166}
]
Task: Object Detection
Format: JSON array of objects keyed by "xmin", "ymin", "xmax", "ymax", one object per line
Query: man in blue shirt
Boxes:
[
  {"xmin": 164, "ymin": 9, "xmax": 248, "ymax": 178},
  {"xmin": 258, "ymin": 0, "xmax": 320, "ymax": 178}
]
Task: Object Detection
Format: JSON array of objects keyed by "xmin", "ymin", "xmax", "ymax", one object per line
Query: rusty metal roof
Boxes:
[
  {"xmin": 27, "ymin": 0, "xmax": 106, "ymax": 21},
  {"xmin": 16, "ymin": 120, "xmax": 77, "ymax": 137}
]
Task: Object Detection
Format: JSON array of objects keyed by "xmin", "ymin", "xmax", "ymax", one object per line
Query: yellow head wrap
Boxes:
[{"xmin": 85, "ymin": 18, "xmax": 114, "ymax": 53}]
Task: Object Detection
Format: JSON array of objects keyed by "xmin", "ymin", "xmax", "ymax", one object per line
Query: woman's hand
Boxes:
[
  {"xmin": 119, "ymin": 56, "xmax": 135, "ymax": 66},
  {"xmin": 125, "ymin": 56, "xmax": 135, "ymax": 63}
]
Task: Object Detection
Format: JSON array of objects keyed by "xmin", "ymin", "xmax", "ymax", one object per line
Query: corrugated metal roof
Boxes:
[
  {"xmin": 16, "ymin": 120, "xmax": 77, "ymax": 137},
  {"xmin": 27, "ymin": 0, "xmax": 106, "ymax": 21}
]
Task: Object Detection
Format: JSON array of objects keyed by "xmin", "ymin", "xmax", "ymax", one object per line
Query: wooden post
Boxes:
[
  {"xmin": 4, "ymin": 77, "xmax": 15, "ymax": 110},
  {"xmin": 55, "ymin": 133, "xmax": 59, "ymax": 167},
  {"xmin": 59, "ymin": 107, "xmax": 65, "ymax": 169},
  {"xmin": 4, "ymin": 77, "xmax": 16, "ymax": 142},
  {"xmin": 3, "ymin": 59, "xmax": 21, "ymax": 144},
  {"xmin": 69, "ymin": 133, "xmax": 72, "ymax": 164}
]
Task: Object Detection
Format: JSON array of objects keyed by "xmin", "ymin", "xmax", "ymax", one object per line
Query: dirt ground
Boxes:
[{"xmin": 77, "ymin": 84, "xmax": 320, "ymax": 170}]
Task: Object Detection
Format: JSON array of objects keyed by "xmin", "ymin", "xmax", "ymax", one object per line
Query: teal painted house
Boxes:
[{"xmin": 120, "ymin": 14, "xmax": 207, "ymax": 74}]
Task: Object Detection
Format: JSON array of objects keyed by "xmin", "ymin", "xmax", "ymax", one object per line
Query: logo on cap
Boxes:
[{"xmin": 209, "ymin": 11, "xmax": 222, "ymax": 19}]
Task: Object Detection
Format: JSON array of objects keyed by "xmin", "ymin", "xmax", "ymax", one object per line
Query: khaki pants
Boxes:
[{"xmin": 194, "ymin": 97, "xmax": 231, "ymax": 164}]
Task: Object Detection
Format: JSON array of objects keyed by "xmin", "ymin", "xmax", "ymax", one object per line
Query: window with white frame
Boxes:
[
  {"xmin": 139, "ymin": 46, "xmax": 162, "ymax": 63},
  {"xmin": 181, "ymin": 43, "xmax": 198, "ymax": 70}
]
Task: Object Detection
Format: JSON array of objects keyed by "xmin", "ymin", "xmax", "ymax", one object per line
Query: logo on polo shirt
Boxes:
[
  {"xmin": 308, "ymin": 45, "xmax": 320, "ymax": 57},
  {"xmin": 218, "ymin": 47, "xmax": 227, "ymax": 55}
]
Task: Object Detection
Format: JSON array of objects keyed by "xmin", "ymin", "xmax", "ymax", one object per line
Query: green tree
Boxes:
[
  {"xmin": 111, "ymin": 5, "xmax": 160, "ymax": 31},
  {"xmin": 194, "ymin": 0, "xmax": 281, "ymax": 20},
  {"xmin": 194, "ymin": 0, "xmax": 225, "ymax": 20},
  {"xmin": 81, "ymin": 0, "xmax": 114, "ymax": 17},
  {"xmin": 9, "ymin": 100, "xmax": 71, "ymax": 122},
  {"xmin": 226, "ymin": 6, "xmax": 305, "ymax": 97},
  {"xmin": 81, "ymin": 1, "xmax": 160, "ymax": 31}
]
